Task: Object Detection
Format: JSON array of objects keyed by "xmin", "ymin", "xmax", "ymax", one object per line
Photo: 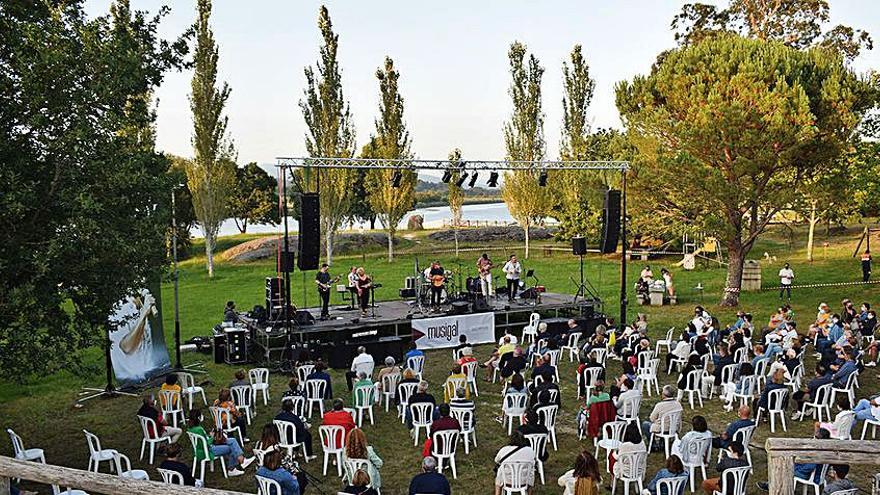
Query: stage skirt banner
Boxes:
[
  {"xmin": 411, "ymin": 312, "xmax": 495, "ymax": 350},
  {"xmin": 107, "ymin": 281, "xmax": 171, "ymax": 387}
]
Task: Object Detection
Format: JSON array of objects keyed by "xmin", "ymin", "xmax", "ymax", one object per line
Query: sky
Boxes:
[{"xmin": 84, "ymin": 0, "xmax": 880, "ymax": 169}]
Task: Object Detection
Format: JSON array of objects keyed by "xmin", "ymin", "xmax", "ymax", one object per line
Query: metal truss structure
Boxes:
[{"xmin": 276, "ymin": 156, "xmax": 629, "ymax": 171}]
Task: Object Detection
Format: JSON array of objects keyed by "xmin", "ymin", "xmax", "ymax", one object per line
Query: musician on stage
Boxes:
[
  {"xmin": 314, "ymin": 263, "xmax": 337, "ymax": 320},
  {"xmin": 355, "ymin": 267, "xmax": 372, "ymax": 317},
  {"xmin": 502, "ymin": 254, "xmax": 522, "ymax": 302},
  {"xmin": 347, "ymin": 266, "xmax": 358, "ymax": 309},
  {"xmin": 476, "ymin": 253, "xmax": 494, "ymax": 298},
  {"xmin": 428, "ymin": 260, "xmax": 446, "ymax": 312}
]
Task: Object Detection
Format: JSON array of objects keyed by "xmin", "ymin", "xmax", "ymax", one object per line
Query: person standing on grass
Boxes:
[
  {"xmin": 778, "ymin": 263, "xmax": 794, "ymax": 302},
  {"xmin": 862, "ymin": 250, "xmax": 872, "ymax": 282}
]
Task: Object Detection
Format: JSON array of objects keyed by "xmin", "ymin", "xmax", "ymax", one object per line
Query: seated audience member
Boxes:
[
  {"xmin": 443, "ymin": 364, "xmax": 469, "ymax": 402},
  {"xmin": 642, "ymin": 385, "xmax": 683, "ymax": 445},
  {"xmin": 672, "ymin": 416, "xmax": 712, "ymax": 463},
  {"xmin": 494, "ymin": 431, "xmax": 536, "ymax": 495},
  {"xmin": 822, "ymin": 465, "xmax": 854, "ymax": 495},
  {"xmin": 852, "ymin": 395, "xmax": 880, "ymax": 427},
  {"xmin": 816, "ymin": 397, "xmax": 855, "ymax": 439},
  {"xmin": 186, "ymin": 408, "xmax": 254, "ymax": 477},
  {"xmin": 282, "ymin": 377, "xmax": 304, "ymax": 399},
  {"xmin": 376, "ymin": 356, "xmax": 400, "ymax": 391},
  {"xmin": 256, "ymin": 449, "xmax": 300, "ymax": 495},
  {"xmin": 343, "ymin": 428, "xmax": 383, "ymax": 492},
  {"xmin": 531, "ymin": 353, "xmax": 556, "ymax": 381},
  {"xmin": 352, "ymin": 371, "xmax": 375, "ymax": 406},
  {"xmin": 406, "ymin": 381, "xmax": 437, "ymax": 428},
  {"xmin": 137, "ymin": 394, "xmax": 182, "ymax": 443},
  {"xmin": 254, "ymin": 423, "xmax": 298, "ymax": 477},
  {"xmin": 831, "ymin": 348, "xmax": 857, "ymax": 388},
  {"xmin": 450, "ymin": 386, "xmax": 475, "ymax": 413},
  {"xmin": 676, "ymin": 354, "xmax": 703, "ymax": 391},
  {"xmin": 347, "ymin": 346, "xmax": 375, "ymax": 391},
  {"xmin": 482, "ymin": 335, "xmax": 515, "ymax": 380},
  {"xmin": 517, "ymin": 410, "xmax": 549, "ymax": 463},
  {"xmin": 228, "ymin": 369, "xmax": 249, "ymax": 389},
  {"xmin": 721, "ymin": 362, "xmax": 754, "ymax": 411},
  {"xmin": 306, "ymin": 360, "xmax": 333, "ymax": 399},
  {"xmin": 713, "ymin": 405, "xmax": 754, "ymax": 449},
  {"xmin": 754, "ymin": 372, "xmax": 787, "ymax": 419},
  {"xmin": 500, "ymin": 346, "xmax": 528, "ymax": 380},
  {"xmin": 645, "ymin": 455, "xmax": 687, "ymax": 495},
  {"xmin": 158, "ymin": 443, "xmax": 200, "ymax": 486},
  {"xmin": 457, "ymin": 346, "xmax": 478, "ymax": 367},
  {"xmin": 408, "ymin": 456, "xmax": 451, "ymax": 495},
  {"xmin": 610, "ymin": 423, "xmax": 646, "ymax": 475},
  {"xmin": 701, "ymin": 441, "xmax": 749, "ymax": 495},
  {"xmin": 405, "ymin": 343, "xmax": 424, "ymax": 368},
  {"xmin": 322, "ymin": 398, "xmax": 356, "ymax": 444},
  {"xmin": 454, "ymin": 334, "xmax": 472, "ymax": 352},
  {"xmin": 342, "ymin": 469, "xmax": 378, "ymax": 495},
  {"xmin": 557, "ymin": 450, "xmax": 601, "ymax": 495},
  {"xmin": 431, "ymin": 403, "xmax": 461, "ymax": 435},
  {"xmin": 760, "ymin": 428, "xmax": 832, "ymax": 491},
  {"xmin": 213, "ymin": 388, "xmax": 248, "ymax": 441},
  {"xmin": 159, "ymin": 374, "xmax": 183, "ymax": 409},
  {"xmin": 612, "ymin": 376, "xmax": 641, "ymax": 411},
  {"xmin": 275, "ymin": 398, "xmax": 314, "ymax": 458}
]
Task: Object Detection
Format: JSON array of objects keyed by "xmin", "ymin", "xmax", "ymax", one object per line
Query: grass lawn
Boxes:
[{"xmin": 2, "ymin": 224, "xmax": 879, "ymax": 494}]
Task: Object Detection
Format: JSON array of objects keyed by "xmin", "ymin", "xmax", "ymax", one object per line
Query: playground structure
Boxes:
[
  {"xmin": 853, "ymin": 225, "xmax": 879, "ymax": 257},
  {"xmin": 629, "ymin": 232, "xmax": 725, "ymax": 270}
]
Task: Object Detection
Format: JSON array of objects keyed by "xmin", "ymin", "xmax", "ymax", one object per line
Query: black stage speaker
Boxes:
[
  {"xmin": 600, "ymin": 189, "xmax": 621, "ymax": 254},
  {"xmin": 472, "ymin": 298, "xmax": 491, "ymax": 313},
  {"xmin": 278, "ymin": 251, "xmax": 295, "ymax": 272},
  {"xmin": 520, "ymin": 287, "xmax": 539, "ymax": 299},
  {"xmin": 572, "ymin": 236, "xmax": 587, "ymax": 256},
  {"xmin": 449, "ymin": 301, "xmax": 470, "ymax": 315},
  {"xmin": 297, "ymin": 193, "xmax": 320, "ymax": 271},
  {"xmin": 295, "ymin": 310, "xmax": 316, "ymax": 326}
]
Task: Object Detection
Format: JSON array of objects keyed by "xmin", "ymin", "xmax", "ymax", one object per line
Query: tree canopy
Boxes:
[{"xmin": 230, "ymin": 163, "xmax": 279, "ymax": 233}]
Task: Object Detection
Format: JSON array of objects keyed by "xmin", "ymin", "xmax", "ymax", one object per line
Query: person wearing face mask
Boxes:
[{"xmin": 861, "ymin": 310, "xmax": 879, "ymax": 367}]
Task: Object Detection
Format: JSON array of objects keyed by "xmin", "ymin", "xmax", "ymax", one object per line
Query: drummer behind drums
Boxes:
[
  {"xmin": 428, "ymin": 260, "xmax": 446, "ymax": 313},
  {"xmin": 476, "ymin": 253, "xmax": 494, "ymax": 298}
]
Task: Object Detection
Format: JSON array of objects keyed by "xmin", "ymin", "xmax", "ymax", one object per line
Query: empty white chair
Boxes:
[
  {"xmin": 830, "ymin": 372, "xmax": 858, "ymax": 408},
  {"xmin": 500, "ymin": 461, "xmax": 534, "ymax": 495},
  {"xmin": 732, "ymin": 346, "xmax": 748, "ymax": 364},
  {"xmin": 462, "ymin": 360, "xmax": 479, "ymax": 396},
  {"xmin": 756, "ymin": 388, "xmax": 788, "ymax": 432},
  {"xmin": 503, "ymin": 392, "xmax": 528, "ymax": 435},
  {"xmin": 186, "ymin": 430, "xmax": 226, "ymax": 481},
  {"xmin": 655, "ymin": 327, "xmax": 675, "ymax": 355},
  {"xmin": 407, "ymin": 355, "xmax": 426, "ymax": 378},
  {"xmin": 793, "ymin": 463, "xmax": 829, "ymax": 495},
  {"xmin": 112, "ymin": 451, "xmax": 149, "ymax": 480},
  {"xmin": 7, "ymin": 428, "xmax": 45, "ymax": 464},
  {"xmin": 83, "ymin": 430, "xmax": 117, "ymax": 473},
  {"xmin": 381, "ymin": 372, "xmax": 402, "ymax": 412},
  {"xmin": 648, "ymin": 409, "xmax": 682, "ymax": 458},
  {"xmin": 523, "ymin": 433, "xmax": 548, "ymax": 485},
  {"xmin": 157, "ymin": 467, "xmax": 185, "ymax": 485},
  {"xmin": 431, "ymin": 429, "xmax": 460, "ymax": 479},
  {"xmin": 562, "ymin": 332, "xmax": 582, "ymax": 362},
  {"xmin": 210, "ymin": 405, "xmax": 244, "ymax": 446},
  {"xmin": 684, "ymin": 370, "xmax": 705, "ymax": 409},
  {"xmin": 274, "ymin": 419, "xmax": 307, "ymax": 460},
  {"xmin": 536, "ymin": 404, "xmax": 559, "ymax": 451},
  {"xmin": 249, "ymin": 368, "xmax": 271, "ymax": 406},
  {"xmin": 637, "ymin": 359, "xmax": 660, "ymax": 397},
  {"xmin": 800, "ymin": 383, "xmax": 833, "ymax": 422},
  {"xmin": 754, "ymin": 359, "xmax": 769, "ymax": 391},
  {"xmin": 297, "ymin": 364, "xmax": 315, "ymax": 384},
  {"xmin": 305, "ymin": 379, "xmax": 328, "ymax": 418},
  {"xmin": 256, "ymin": 474, "xmax": 284, "ymax": 495},
  {"xmin": 450, "ymin": 406, "xmax": 477, "ymax": 454},
  {"xmin": 410, "ymin": 402, "xmax": 434, "ymax": 445},
  {"xmin": 522, "ymin": 313, "xmax": 540, "ymax": 343},
  {"xmin": 681, "ymin": 436, "xmax": 711, "ymax": 492},
  {"xmin": 711, "ymin": 466, "xmax": 749, "ymax": 495},
  {"xmin": 159, "ymin": 389, "xmax": 184, "ymax": 428},
  {"xmin": 137, "ymin": 415, "xmax": 171, "ymax": 464},
  {"xmin": 178, "ymin": 372, "xmax": 207, "ymax": 409},
  {"xmin": 546, "ymin": 350, "xmax": 562, "ymax": 381},
  {"xmin": 397, "ymin": 381, "xmax": 419, "ymax": 423},
  {"xmin": 230, "ymin": 385, "xmax": 255, "ymax": 424},
  {"xmin": 611, "ymin": 450, "xmax": 648, "ymax": 495},
  {"xmin": 354, "ymin": 385, "xmax": 376, "ymax": 427},
  {"xmin": 319, "ymin": 424, "xmax": 345, "ymax": 477}
]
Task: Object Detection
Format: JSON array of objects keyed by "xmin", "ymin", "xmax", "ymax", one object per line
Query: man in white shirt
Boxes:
[
  {"xmin": 502, "ymin": 254, "xmax": 522, "ymax": 302},
  {"xmin": 347, "ymin": 266, "xmax": 358, "ymax": 309},
  {"xmin": 345, "ymin": 346, "xmax": 374, "ymax": 391},
  {"xmin": 613, "ymin": 377, "xmax": 642, "ymax": 417},
  {"xmin": 779, "ymin": 263, "xmax": 794, "ymax": 302}
]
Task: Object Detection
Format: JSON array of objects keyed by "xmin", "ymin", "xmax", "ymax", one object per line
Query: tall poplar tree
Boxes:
[
  {"xmin": 187, "ymin": 0, "xmax": 235, "ymax": 277},
  {"xmin": 447, "ymin": 148, "xmax": 464, "ymax": 256},
  {"xmin": 300, "ymin": 5, "xmax": 356, "ymax": 265},
  {"xmin": 501, "ymin": 41, "xmax": 552, "ymax": 259},
  {"xmin": 364, "ymin": 56, "xmax": 416, "ymax": 262}
]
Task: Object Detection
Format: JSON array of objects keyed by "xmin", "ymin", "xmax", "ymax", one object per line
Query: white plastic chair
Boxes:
[
  {"xmin": 536, "ymin": 404, "xmax": 558, "ymax": 450},
  {"xmin": 159, "ymin": 389, "xmax": 184, "ymax": 428},
  {"xmin": 829, "ymin": 489, "xmax": 859, "ymax": 495},
  {"xmin": 209, "ymin": 405, "xmax": 244, "ymax": 446},
  {"xmin": 186, "ymin": 430, "xmax": 226, "ymax": 481},
  {"xmin": 342, "ymin": 458, "xmax": 370, "ymax": 486},
  {"xmin": 616, "ymin": 395, "xmax": 641, "ymax": 425},
  {"xmin": 354, "ymin": 385, "xmax": 375, "ymax": 427},
  {"xmin": 733, "ymin": 346, "xmax": 748, "ymax": 364},
  {"xmin": 112, "ymin": 451, "xmax": 149, "ymax": 480},
  {"xmin": 397, "ymin": 381, "xmax": 419, "ymax": 423},
  {"xmin": 800, "ymin": 383, "xmax": 833, "ymax": 423},
  {"xmin": 831, "ymin": 410, "xmax": 856, "ymax": 440},
  {"xmin": 611, "ymin": 450, "xmax": 648, "ymax": 495},
  {"xmin": 523, "ymin": 433, "xmax": 548, "ymax": 484},
  {"xmin": 305, "ymin": 379, "xmax": 328, "ymax": 418},
  {"xmin": 793, "ymin": 463, "xmax": 829, "ymax": 495},
  {"xmin": 500, "ymin": 460, "xmax": 533, "ymax": 495},
  {"xmin": 637, "ymin": 359, "xmax": 660, "ymax": 396},
  {"xmin": 503, "ymin": 392, "xmax": 528, "ymax": 435},
  {"xmin": 830, "ymin": 371, "xmax": 858, "ymax": 409},
  {"xmin": 319, "ymin": 424, "xmax": 345, "ymax": 477},
  {"xmin": 717, "ymin": 424, "xmax": 756, "ymax": 468},
  {"xmin": 522, "ymin": 313, "xmax": 540, "ymax": 344},
  {"xmin": 230, "ymin": 385, "xmax": 255, "ymax": 424},
  {"xmin": 591, "ymin": 347, "xmax": 608, "ymax": 367},
  {"xmin": 431, "ymin": 429, "xmax": 460, "ymax": 479},
  {"xmin": 681, "ymin": 436, "xmax": 711, "ymax": 492},
  {"xmin": 581, "ymin": 366, "xmax": 604, "ymax": 399},
  {"xmin": 684, "ymin": 369, "xmax": 705, "ymax": 409},
  {"xmin": 7, "ymin": 428, "xmax": 46, "ymax": 464},
  {"xmin": 667, "ymin": 351, "xmax": 688, "ymax": 375},
  {"xmin": 410, "ymin": 402, "xmax": 434, "ymax": 445},
  {"xmin": 274, "ymin": 419, "xmax": 307, "ymax": 460},
  {"xmin": 648, "ymin": 409, "xmax": 682, "ymax": 458},
  {"xmin": 296, "ymin": 364, "xmax": 315, "ymax": 384},
  {"xmin": 281, "ymin": 395, "xmax": 307, "ymax": 418},
  {"xmin": 249, "ymin": 368, "xmax": 271, "ymax": 406},
  {"xmin": 178, "ymin": 372, "xmax": 207, "ymax": 409},
  {"xmin": 353, "ymin": 359, "xmax": 375, "ymax": 380},
  {"xmin": 83, "ymin": 430, "xmax": 117, "ymax": 473},
  {"xmin": 562, "ymin": 333, "xmax": 582, "ymax": 362},
  {"xmin": 712, "ymin": 466, "xmax": 749, "ymax": 495},
  {"xmin": 407, "ymin": 355, "xmax": 426, "ymax": 378},
  {"xmin": 381, "ymin": 372, "xmax": 402, "ymax": 412},
  {"xmin": 756, "ymin": 388, "xmax": 789, "ymax": 432},
  {"xmin": 256, "ymin": 474, "xmax": 284, "ymax": 495},
  {"xmin": 157, "ymin": 467, "xmax": 185, "ymax": 485},
  {"xmin": 546, "ymin": 350, "xmax": 562, "ymax": 382},
  {"xmin": 462, "ymin": 360, "xmax": 479, "ymax": 396},
  {"xmin": 786, "ymin": 364, "xmax": 805, "ymax": 394},
  {"xmin": 596, "ymin": 420, "xmax": 627, "ymax": 471},
  {"xmin": 444, "ymin": 376, "xmax": 467, "ymax": 402},
  {"xmin": 656, "ymin": 476, "xmax": 688, "ymax": 495},
  {"xmin": 754, "ymin": 359, "xmax": 769, "ymax": 391},
  {"xmin": 450, "ymin": 406, "xmax": 477, "ymax": 454},
  {"xmin": 861, "ymin": 417, "xmax": 880, "ymax": 440},
  {"xmin": 732, "ymin": 375, "xmax": 757, "ymax": 408},
  {"xmin": 137, "ymin": 415, "xmax": 171, "ymax": 464},
  {"xmin": 655, "ymin": 327, "xmax": 675, "ymax": 355}
]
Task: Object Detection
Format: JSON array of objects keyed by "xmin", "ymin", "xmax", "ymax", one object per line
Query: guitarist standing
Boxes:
[
  {"xmin": 476, "ymin": 253, "xmax": 494, "ymax": 298},
  {"xmin": 428, "ymin": 260, "xmax": 446, "ymax": 313},
  {"xmin": 314, "ymin": 263, "xmax": 338, "ymax": 320}
]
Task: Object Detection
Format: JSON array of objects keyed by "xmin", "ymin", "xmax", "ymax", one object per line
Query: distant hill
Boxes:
[{"xmin": 415, "ymin": 178, "xmax": 501, "ymax": 207}]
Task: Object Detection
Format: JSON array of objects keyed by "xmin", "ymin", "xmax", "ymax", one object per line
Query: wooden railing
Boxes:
[
  {"xmin": 0, "ymin": 456, "xmax": 250, "ymax": 495},
  {"xmin": 766, "ymin": 438, "xmax": 880, "ymax": 495}
]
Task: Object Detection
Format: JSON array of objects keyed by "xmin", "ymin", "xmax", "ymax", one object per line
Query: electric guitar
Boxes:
[
  {"xmin": 317, "ymin": 275, "xmax": 341, "ymax": 293},
  {"xmin": 431, "ymin": 274, "xmax": 446, "ymax": 287}
]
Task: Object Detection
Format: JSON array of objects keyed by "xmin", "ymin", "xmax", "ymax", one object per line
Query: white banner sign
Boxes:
[{"xmin": 412, "ymin": 312, "xmax": 496, "ymax": 350}]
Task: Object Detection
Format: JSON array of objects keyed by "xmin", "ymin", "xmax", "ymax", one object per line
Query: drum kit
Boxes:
[{"xmin": 405, "ymin": 260, "xmax": 490, "ymax": 316}]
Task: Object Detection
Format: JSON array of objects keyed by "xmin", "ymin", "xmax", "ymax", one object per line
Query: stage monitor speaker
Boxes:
[
  {"xmin": 297, "ymin": 192, "xmax": 320, "ymax": 271},
  {"xmin": 600, "ymin": 189, "xmax": 621, "ymax": 254},
  {"xmin": 295, "ymin": 310, "xmax": 316, "ymax": 326},
  {"xmin": 472, "ymin": 298, "xmax": 491, "ymax": 313},
  {"xmin": 520, "ymin": 287, "xmax": 539, "ymax": 299},
  {"xmin": 572, "ymin": 236, "xmax": 587, "ymax": 256},
  {"xmin": 449, "ymin": 301, "xmax": 470, "ymax": 315},
  {"xmin": 278, "ymin": 251, "xmax": 295, "ymax": 272}
]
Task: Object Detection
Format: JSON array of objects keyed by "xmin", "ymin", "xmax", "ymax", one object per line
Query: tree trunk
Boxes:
[
  {"xmin": 233, "ymin": 217, "xmax": 246, "ymax": 234},
  {"xmin": 720, "ymin": 239, "xmax": 745, "ymax": 307},
  {"xmin": 325, "ymin": 228, "xmax": 334, "ymax": 266},
  {"xmin": 205, "ymin": 230, "xmax": 215, "ymax": 278},
  {"xmin": 453, "ymin": 226, "xmax": 459, "ymax": 257},
  {"xmin": 387, "ymin": 229, "xmax": 394, "ymax": 262},
  {"xmin": 524, "ymin": 222, "xmax": 530, "ymax": 259},
  {"xmin": 370, "ymin": 216, "xmax": 376, "ymax": 230},
  {"xmin": 806, "ymin": 201, "xmax": 817, "ymax": 262}
]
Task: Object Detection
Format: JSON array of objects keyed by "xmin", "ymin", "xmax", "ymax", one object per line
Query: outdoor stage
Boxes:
[{"xmin": 238, "ymin": 292, "xmax": 604, "ymax": 369}]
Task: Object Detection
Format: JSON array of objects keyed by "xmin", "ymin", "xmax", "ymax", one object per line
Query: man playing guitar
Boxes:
[
  {"xmin": 428, "ymin": 260, "xmax": 446, "ymax": 312},
  {"xmin": 476, "ymin": 253, "xmax": 494, "ymax": 298},
  {"xmin": 355, "ymin": 267, "xmax": 373, "ymax": 317},
  {"xmin": 314, "ymin": 263, "xmax": 340, "ymax": 320}
]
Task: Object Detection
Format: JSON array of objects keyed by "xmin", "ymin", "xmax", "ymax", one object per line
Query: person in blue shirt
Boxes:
[
  {"xmin": 256, "ymin": 448, "xmax": 300, "ymax": 495},
  {"xmin": 645, "ymin": 454, "xmax": 687, "ymax": 495},
  {"xmin": 818, "ymin": 315, "xmax": 843, "ymax": 353},
  {"xmin": 831, "ymin": 349, "xmax": 857, "ymax": 388},
  {"xmin": 405, "ymin": 343, "xmax": 424, "ymax": 368},
  {"xmin": 408, "ymin": 456, "xmax": 450, "ymax": 495},
  {"xmin": 753, "ymin": 371, "xmax": 787, "ymax": 419},
  {"xmin": 306, "ymin": 360, "xmax": 333, "ymax": 399},
  {"xmin": 758, "ymin": 429, "xmax": 830, "ymax": 491},
  {"xmin": 713, "ymin": 405, "xmax": 755, "ymax": 449}
]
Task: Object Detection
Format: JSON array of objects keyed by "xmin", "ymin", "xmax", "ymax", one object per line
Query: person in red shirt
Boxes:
[
  {"xmin": 322, "ymin": 398, "xmax": 356, "ymax": 445},
  {"xmin": 456, "ymin": 347, "xmax": 477, "ymax": 367}
]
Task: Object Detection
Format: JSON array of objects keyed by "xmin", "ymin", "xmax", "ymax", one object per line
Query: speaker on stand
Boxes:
[{"xmin": 297, "ymin": 193, "xmax": 321, "ymax": 271}]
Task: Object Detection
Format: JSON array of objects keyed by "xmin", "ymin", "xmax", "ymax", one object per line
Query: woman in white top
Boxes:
[
  {"xmin": 611, "ymin": 423, "xmax": 647, "ymax": 477},
  {"xmin": 558, "ymin": 449, "xmax": 602, "ymax": 495},
  {"xmin": 494, "ymin": 431, "xmax": 535, "ymax": 495},
  {"xmin": 671, "ymin": 415, "xmax": 712, "ymax": 465}
]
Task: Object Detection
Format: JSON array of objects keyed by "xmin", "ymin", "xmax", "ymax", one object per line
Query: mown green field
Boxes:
[{"xmin": 2, "ymin": 224, "xmax": 878, "ymax": 495}]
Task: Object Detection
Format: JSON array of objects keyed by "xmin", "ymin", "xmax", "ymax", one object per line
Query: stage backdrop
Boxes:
[
  {"xmin": 412, "ymin": 312, "xmax": 495, "ymax": 350},
  {"xmin": 107, "ymin": 281, "xmax": 171, "ymax": 387}
]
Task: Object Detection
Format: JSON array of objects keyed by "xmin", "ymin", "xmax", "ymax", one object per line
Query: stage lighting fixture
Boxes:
[
  {"xmin": 456, "ymin": 172, "xmax": 468, "ymax": 187},
  {"xmin": 538, "ymin": 169, "xmax": 548, "ymax": 187},
  {"xmin": 487, "ymin": 171, "xmax": 499, "ymax": 187},
  {"xmin": 468, "ymin": 171, "xmax": 479, "ymax": 188},
  {"xmin": 441, "ymin": 169, "xmax": 452, "ymax": 183},
  {"xmin": 391, "ymin": 170, "xmax": 402, "ymax": 188}
]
